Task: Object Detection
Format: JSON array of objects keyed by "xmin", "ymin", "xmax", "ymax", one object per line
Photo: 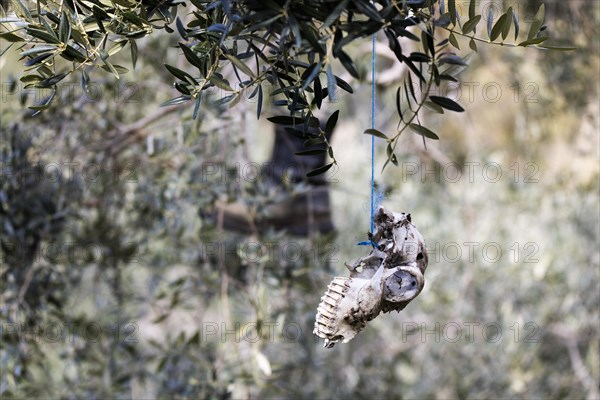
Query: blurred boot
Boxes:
[{"xmin": 212, "ymin": 123, "xmax": 335, "ymax": 236}]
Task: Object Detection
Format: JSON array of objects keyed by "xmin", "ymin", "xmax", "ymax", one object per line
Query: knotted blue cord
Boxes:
[
  {"xmin": 357, "ymin": 33, "xmax": 378, "ymax": 247},
  {"xmin": 370, "ymin": 32, "xmax": 376, "ymax": 234}
]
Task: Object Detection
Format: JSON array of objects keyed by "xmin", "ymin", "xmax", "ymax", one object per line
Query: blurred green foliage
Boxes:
[{"xmin": 1, "ymin": 0, "xmax": 599, "ymax": 399}]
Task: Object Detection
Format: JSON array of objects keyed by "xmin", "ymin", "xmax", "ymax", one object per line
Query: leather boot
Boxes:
[{"xmin": 208, "ymin": 123, "xmax": 335, "ymax": 236}]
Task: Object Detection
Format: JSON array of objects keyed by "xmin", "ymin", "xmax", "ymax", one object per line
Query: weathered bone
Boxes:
[{"xmin": 313, "ymin": 206, "xmax": 428, "ymax": 348}]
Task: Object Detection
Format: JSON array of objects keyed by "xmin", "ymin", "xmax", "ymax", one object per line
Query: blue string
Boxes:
[
  {"xmin": 370, "ymin": 32, "xmax": 376, "ymax": 233},
  {"xmin": 359, "ymin": 33, "xmax": 377, "ymax": 247}
]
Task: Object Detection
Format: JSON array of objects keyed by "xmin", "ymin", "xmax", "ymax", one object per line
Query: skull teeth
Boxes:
[{"xmin": 314, "ymin": 277, "xmax": 350, "ymax": 339}]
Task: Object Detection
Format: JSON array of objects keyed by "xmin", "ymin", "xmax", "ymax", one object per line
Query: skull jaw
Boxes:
[{"xmin": 313, "ymin": 263, "xmax": 424, "ymax": 347}]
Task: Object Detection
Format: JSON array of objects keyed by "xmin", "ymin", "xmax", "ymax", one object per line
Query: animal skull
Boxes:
[{"xmin": 313, "ymin": 206, "xmax": 428, "ymax": 348}]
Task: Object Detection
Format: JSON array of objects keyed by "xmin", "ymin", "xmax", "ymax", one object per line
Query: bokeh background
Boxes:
[{"xmin": 1, "ymin": 0, "xmax": 598, "ymax": 398}]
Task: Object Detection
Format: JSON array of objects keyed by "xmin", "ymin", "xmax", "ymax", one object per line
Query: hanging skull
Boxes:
[{"xmin": 313, "ymin": 206, "xmax": 428, "ymax": 348}]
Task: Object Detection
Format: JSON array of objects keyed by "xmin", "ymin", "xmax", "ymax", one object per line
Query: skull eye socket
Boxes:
[{"xmin": 416, "ymin": 252, "xmax": 424, "ymax": 260}]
